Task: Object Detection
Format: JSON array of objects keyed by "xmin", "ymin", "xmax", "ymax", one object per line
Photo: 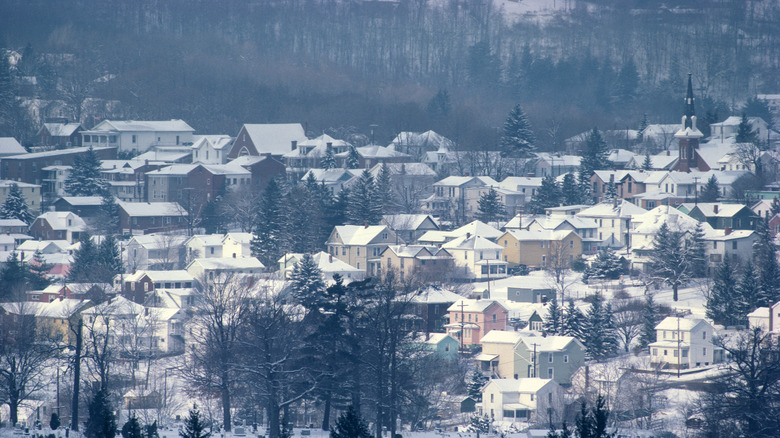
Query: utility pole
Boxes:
[
  {"xmin": 531, "ymin": 342, "xmax": 539, "ymax": 378},
  {"xmin": 71, "ymin": 319, "xmax": 82, "ymax": 431},
  {"xmin": 693, "ymin": 176, "xmax": 699, "ymax": 205},
  {"xmin": 677, "ymin": 317, "xmax": 681, "ymax": 379},
  {"xmin": 459, "ymin": 301, "xmax": 466, "ymax": 351}
]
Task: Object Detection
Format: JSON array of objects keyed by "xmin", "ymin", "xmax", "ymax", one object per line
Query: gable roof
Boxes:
[
  {"xmin": 408, "ymin": 286, "xmax": 465, "ymax": 304},
  {"xmin": 382, "ymin": 214, "xmax": 438, "ymax": 231},
  {"xmin": 118, "ymin": 201, "xmax": 186, "ymax": 217},
  {"xmin": 447, "ymin": 298, "xmax": 507, "ymax": 313},
  {"xmin": 329, "ymin": 225, "xmax": 391, "ymax": 246},
  {"xmin": 192, "ymin": 135, "xmax": 234, "ymax": 152},
  {"xmin": 90, "ymin": 119, "xmax": 194, "ymax": 133},
  {"xmin": 487, "ymin": 378, "xmax": 555, "ymax": 394},
  {"xmin": 0, "ymin": 137, "xmax": 27, "ymax": 155},
  {"xmin": 33, "ymin": 211, "xmax": 87, "ymax": 231},
  {"xmin": 442, "ymin": 235, "xmax": 502, "ymax": 251},
  {"xmin": 502, "ymin": 229, "xmax": 576, "ymax": 242},
  {"xmin": 368, "ymin": 162, "xmax": 436, "ymax": 177},
  {"xmin": 388, "ymin": 130, "xmax": 455, "ymax": 151},
  {"xmin": 188, "ymin": 257, "xmax": 264, "ymax": 270},
  {"xmin": 576, "ymin": 201, "xmax": 648, "ymax": 218},
  {"xmin": 240, "ymin": 123, "xmax": 307, "ymax": 155},
  {"xmin": 655, "ymin": 316, "xmax": 710, "ymax": 331},
  {"xmin": 40, "ymin": 122, "xmax": 82, "ymax": 137}
]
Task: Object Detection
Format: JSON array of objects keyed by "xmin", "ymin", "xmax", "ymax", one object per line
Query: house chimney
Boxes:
[
  {"xmin": 466, "ymin": 232, "xmax": 471, "ymax": 239},
  {"xmin": 714, "ymin": 205, "xmax": 719, "ymax": 214},
  {"xmin": 666, "ymin": 150, "xmax": 670, "ymax": 156},
  {"xmin": 291, "ymin": 140, "xmax": 297, "ymax": 150},
  {"xmin": 329, "ymin": 254, "xmax": 333, "ymax": 263},
  {"xmin": 364, "ymin": 222, "xmax": 369, "ymax": 229},
  {"xmin": 724, "ymin": 226, "xmax": 732, "ymax": 235},
  {"xmin": 327, "ymin": 142, "xmax": 332, "ymax": 148}
]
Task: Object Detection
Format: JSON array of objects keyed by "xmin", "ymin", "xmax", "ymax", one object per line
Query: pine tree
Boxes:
[
  {"xmin": 771, "ymin": 197, "xmax": 780, "ymax": 217},
  {"xmin": 0, "ymin": 183, "xmax": 33, "ymax": 224},
  {"xmin": 65, "ymin": 147, "xmax": 107, "ymax": 196},
  {"xmin": 122, "ymin": 417, "xmax": 143, "ymax": 438},
  {"xmin": 649, "ymin": 223, "xmax": 689, "ymax": 301},
  {"xmin": 0, "ymin": 49, "xmax": 17, "ymax": 136},
  {"xmin": 735, "ymin": 261, "xmax": 760, "ymax": 325},
  {"xmin": 85, "ymin": 389, "xmax": 116, "ymax": 438},
  {"xmin": 180, "ymin": 404, "xmax": 210, "ymax": 438},
  {"xmin": 144, "ymin": 422, "xmax": 159, "ymax": 438},
  {"xmin": 97, "ymin": 235, "xmax": 124, "ymax": 281},
  {"xmin": 641, "ymin": 153, "xmax": 652, "ymax": 171},
  {"xmin": 291, "ymin": 254, "xmax": 326, "ymax": 310},
  {"xmin": 50, "ymin": 413, "xmax": 60, "ymax": 430},
  {"xmin": 736, "ymin": 113, "xmax": 758, "ymax": 144},
  {"xmin": 753, "ymin": 219, "xmax": 780, "ymax": 306},
  {"xmin": 604, "ymin": 180, "xmax": 617, "ymax": 201},
  {"xmin": 321, "ymin": 144, "xmax": 337, "ymax": 169},
  {"xmin": 561, "ymin": 173, "xmax": 584, "ymax": 206},
  {"xmin": 583, "ymin": 294, "xmax": 618, "ymax": 361},
  {"xmin": 375, "ymin": 163, "xmax": 392, "ymax": 214},
  {"xmin": 589, "ymin": 249, "xmax": 622, "ymax": 280},
  {"xmin": 543, "ymin": 296, "xmax": 563, "ymax": 335},
  {"xmin": 426, "ymin": 89, "xmax": 451, "ymax": 119},
  {"xmin": 467, "ymin": 368, "xmax": 489, "ymax": 401},
  {"xmin": 476, "ymin": 188, "xmax": 506, "ymax": 223},
  {"xmin": 687, "ymin": 223, "xmax": 708, "ymax": 278},
  {"xmin": 638, "ymin": 114, "xmax": 649, "ymax": 142},
  {"xmin": 638, "ymin": 293, "xmax": 659, "ymax": 348},
  {"xmin": 347, "ymin": 171, "xmax": 382, "ymax": 225},
  {"xmin": 0, "ymin": 251, "xmax": 28, "ymax": 300},
  {"xmin": 330, "ymin": 407, "xmax": 371, "ymax": 438},
  {"xmin": 469, "ymin": 414, "xmax": 491, "ymax": 433},
  {"xmin": 346, "ymin": 147, "xmax": 360, "ymax": 169},
  {"xmin": 562, "ymin": 300, "xmax": 586, "ymax": 341},
  {"xmin": 705, "ymin": 256, "xmax": 738, "ymax": 326},
  {"xmin": 251, "ymin": 178, "xmax": 288, "ymax": 266},
  {"xmin": 99, "ymin": 192, "xmax": 121, "ymax": 235},
  {"xmin": 27, "ymin": 249, "xmax": 52, "ymax": 290},
  {"xmin": 500, "ymin": 104, "xmax": 536, "ymax": 157},
  {"xmin": 574, "ymin": 395, "xmax": 613, "ymax": 438},
  {"xmin": 527, "ymin": 176, "xmax": 561, "ymax": 214},
  {"xmin": 700, "ymin": 175, "xmax": 719, "ymax": 203},
  {"xmin": 579, "ymin": 128, "xmax": 609, "ymax": 183},
  {"xmin": 68, "ymin": 232, "xmax": 99, "ymax": 282}
]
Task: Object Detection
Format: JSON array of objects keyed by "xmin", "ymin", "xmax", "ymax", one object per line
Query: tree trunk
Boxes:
[
  {"xmin": 267, "ymin": 400, "xmax": 280, "ymax": 438},
  {"xmin": 673, "ymin": 283, "xmax": 678, "ymax": 301},
  {"xmin": 321, "ymin": 391, "xmax": 331, "ymax": 431},
  {"xmin": 221, "ymin": 379, "xmax": 232, "ymax": 432},
  {"xmin": 9, "ymin": 391, "xmax": 19, "ymax": 426}
]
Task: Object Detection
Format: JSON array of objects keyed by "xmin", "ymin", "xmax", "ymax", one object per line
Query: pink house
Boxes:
[{"xmin": 445, "ymin": 299, "xmax": 508, "ymax": 347}]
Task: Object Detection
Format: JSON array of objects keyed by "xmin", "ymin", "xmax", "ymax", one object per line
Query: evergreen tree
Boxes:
[
  {"xmin": 604, "ymin": 180, "xmax": 617, "ymax": 201},
  {"xmin": 574, "ymin": 395, "xmax": 613, "ymax": 438},
  {"xmin": 753, "ymin": 219, "xmax": 780, "ymax": 306},
  {"xmin": 347, "ymin": 171, "xmax": 382, "ymax": 225},
  {"xmin": 705, "ymin": 256, "xmax": 739, "ymax": 326},
  {"xmin": 27, "ymin": 249, "xmax": 52, "ymax": 290},
  {"xmin": 122, "ymin": 417, "xmax": 143, "ymax": 438},
  {"xmin": 527, "ymin": 176, "xmax": 561, "ymax": 214},
  {"xmin": 144, "ymin": 422, "xmax": 159, "ymax": 438},
  {"xmin": 641, "ymin": 153, "xmax": 652, "ymax": 171},
  {"xmin": 687, "ymin": 223, "xmax": 708, "ymax": 278},
  {"xmin": 546, "ymin": 422, "xmax": 572, "ymax": 438},
  {"xmin": 68, "ymin": 232, "xmax": 99, "ymax": 282},
  {"xmin": 500, "ymin": 104, "xmax": 536, "ymax": 157},
  {"xmin": 330, "ymin": 406, "xmax": 371, "ymax": 438},
  {"xmin": 0, "ymin": 183, "xmax": 33, "ymax": 224},
  {"xmin": 346, "ymin": 147, "xmax": 360, "ymax": 169},
  {"xmin": 375, "ymin": 163, "xmax": 392, "ymax": 214},
  {"xmin": 735, "ymin": 261, "xmax": 760, "ymax": 325},
  {"xmin": 0, "ymin": 251, "xmax": 28, "ymax": 300},
  {"xmin": 99, "ymin": 192, "xmax": 121, "ymax": 235},
  {"xmin": 649, "ymin": 223, "xmax": 689, "ymax": 301},
  {"xmin": 562, "ymin": 300, "xmax": 586, "ymax": 341},
  {"xmin": 97, "ymin": 235, "xmax": 124, "ymax": 281},
  {"xmin": 638, "ymin": 293, "xmax": 659, "ymax": 348},
  {"xmin": 476, "ymin": 188, "xmax": 506, "ymax": 223},
  {"xmin": 85, "ymin": 389, "xmax": 116, "ymax": 438},
  {"xmin": 742, "ymin": 97, "xmax": 774, "ymax": 129},
  {"xmin": 0, "ymin": 49, "xmax": 17, "ymax": 137},
  {"xmin": 180, "ymin": 404, "xmax": 210, "ymax": 438},
  {"xmin": 469, "ymin": 414, "xmax": 491, "ymax": 434},
  {"xmin": 579, "ymin": 128, "xmax": 609, "ymax": 183},
  {"xmin": 589, "ymin": 249, "xmax": 622, "ymax": 280},
  {"xmin": 290, "ymin": 254, "xmax": 326, "ymax": 310},
  {"xmin": 426, "ymin": 89, "xmax": 451, "ymax": 119},
  {"xmin": 771, "ymin": 197, "xmax": 780, "ymax": 217},
  {"xmin": 637, "ymin": 114, "xmax": 649, "ymax": 142},
  {"xmin": 614, "ymin": 58, "xmax": 639, "ymax": 102},
  {"xmin": 735, "ymin": 113, "xmax": 758, "ymax": 144},
  {"xmin": 561, "ymin": 173, "xmax": 584, "ymax": 206},
  {"xmin": 467, "ymin": 368, "xmax": 489, "ymax": 401},
  {"xmin": 65, "ymin": 147, "xmax": 107, "ymax": 196},
  {"xmin": 583, "ymin": 294, "xmax": 618, "ymax": 361},
  {"xmin": 321, "ymin": 144, "xmax": 337, "ymax": 169},
  {"xmin": 50, "ymin": 413, "xmax": 60, "ymax": 430},
  {"xmin": 699, "ymin": 175, "xmax": 719, "ymax": 203},
  {"xmin": 543, "ymin": 296, "xmax": 563, "ymax": 335},
  {"xmin": 251, "ymin": 178, "xmax": 288, "ymax": 266}
]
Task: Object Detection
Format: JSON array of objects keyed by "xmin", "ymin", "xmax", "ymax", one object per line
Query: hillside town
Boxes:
[{"xmin": 1, "ymin": 65, "xmax": 780, "ymax": 438}]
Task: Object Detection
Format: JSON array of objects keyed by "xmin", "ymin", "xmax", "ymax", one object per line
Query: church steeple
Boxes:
[
  {"xmin": 683, "ymin": 73, "xmax": 695, "ymax": 129},
  {"xmin": 674, "ymin": 73, "xmax": 705, "ymax": 172}
]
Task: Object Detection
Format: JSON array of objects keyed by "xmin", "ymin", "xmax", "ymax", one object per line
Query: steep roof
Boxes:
[
  {"xmin": 192, "ymin": 135, "xmax": 234, "ymax": 151},
  {"xmin": 447, "ymin": 298, "xmax": 506, "ymax": 313},
  {"xmin": 655, "ymin": 316, "xmax": 710, "ymax": 332},
  {"xmin": 241, "ymin": 123, "xmax": 307, "ymax": 155},
  {"xmin": 34, "ymin": 211, "xmax": 87, "ymax": 231},
  {"xmin": 0, "ymin": 137, "xmax": 27, "ymax": 155},
  {"xmin": 408, "ymin": 286, "xmax": 465, "ymax": 304},
  {"xmin": 382, "ymin": 214, "xmax": 438, "ymax": 231},
  {"xmin": 41, "ymin": 122, "xmax": 81, "ymax": 137},
  {"xmin": 118, "ymin": 201, "xmax": 186, "ymax": 217},
  {"xmin": 442, "ymin": 235, "xmax": 502, "ymax": 250},
  {"xmin": 576, "ymin": 201, "xmax": 647, "ymax": 218},
  {"xmin": 330, "ymin": 225, "xmax": 390, "ymax": 246}
]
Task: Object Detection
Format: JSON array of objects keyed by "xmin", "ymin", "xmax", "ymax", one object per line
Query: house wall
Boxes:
[
  {"xmin": 480, "ymin": 341, "xmax": 517, "ymax": 378},
  {"xmin": 515, "ymin": 342, "xmax": 585, "ymax": 385}
]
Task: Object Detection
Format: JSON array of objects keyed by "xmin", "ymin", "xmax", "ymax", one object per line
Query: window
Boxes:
[
  {"xmin": 703, "ymin": 348, "xmax": 707, "ymax": 355},
  {"xmin": 132, "ymin": 135, "xmax": 137, "ymax": 143},
  {"xmin": 492, "ymin": 314, "xmax": 497, "ymax": 322},
  {"xmin": 548, "ymin": 353, "xmax": 553, "ymax": 363},
  {"xmin": 732, "ymin": 241, "xmax": 738, "ymax": 250},
  {"xmin": 569, "ymin": 240, "xmax": 574, "ymax": 249},
  {"xmin": 357, "ymin": 248, "xmax": 360, "ymax": 256},
  {"xmin": 530, "ymin": 394, "xmax": 534, "ymax": 401},
  {"xmin": 342, "ymin": 247, "xmax": 346, "ymax": 256},
  {"xmin": 703, "ymin": 331, "xmax": 706, "ymax": 340},
  {"xmin": 548, "ymin": 368, "xmax": 554, "ymax": 379},
  {"xmin": 713, "ymin": 241, "xmax": 718, "ymax": 249},
  {"xmin": 563, "ymin": 355, "xmax": 569, "ymax": 363},
  {"xmin": 490, "ymin": 394, "xmax": 494, "ymax": 403},
  {"xmin": 541, "ymin": 255, "xmax": 546, "ymax": 267}
]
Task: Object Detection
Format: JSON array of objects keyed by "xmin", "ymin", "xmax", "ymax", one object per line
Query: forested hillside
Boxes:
[{"xmin": 1, "ymin": 0, "xmax": 778, "ymax": 147}]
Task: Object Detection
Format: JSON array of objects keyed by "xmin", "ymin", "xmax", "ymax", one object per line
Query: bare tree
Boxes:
[
  {"xmin": 545, "ymin": 241, "xmax": 574, "ymax": 304},
  {"xmin": 612, "ymin": 299, "xmax": 643, "ymax": 353}
]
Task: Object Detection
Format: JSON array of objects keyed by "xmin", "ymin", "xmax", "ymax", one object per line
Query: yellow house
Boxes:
[
  {"xmin": 0, "ymin": 298, "xmax": 93, "ymax": 344},
  {"xmin": 326, "ymin": 225, "xmax": 400, "ymax": 276},
  {"xmin": 498, "ymin": 229, "xmax": 582, "ymax": 268}
]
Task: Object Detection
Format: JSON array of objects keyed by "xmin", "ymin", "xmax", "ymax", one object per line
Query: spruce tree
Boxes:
[
  {"xmin": 251, "ymin": 178, "xmax": 288, "ymax": 266},
  {"xmin": 0, "ymin": 183, "xmax": 33, "ymax": 224},
  {"xmin": 27, "ymin": 249, "xmax": 52, "ymax": 290},
  {"xmin": 638, "ymin": 293, "xmax": 659, "ymax": 348},
  {"xmin": 65, "ymin": 147, "xmax": 107, "ymax": 196},
  {"xmin": 736, "ymin": 261, "xmax": 760, "ymax": 325},
  {"xmin": 771, "ymin": 197, "xmax": 780, "ymax": 217},
  {"xmin": 527, "ymin": 176, "xmax": 561, "ymax": 214},
  {"xmin": 476, "ymin": 188, "xmax": 506, "ymax": 223},
  {"xmin": 638, "ymin": 114, "xmax": 649, "ymax": 142},
  {"xmin": 122, "ymin": 417, "xmax": 143, "ymax": 438},
  {"xmin": 375, "ymin": 163, "xmax": 392, "ymax": 214},
  {"xmin": 562, "ymin": 300, "xmax": 586, "ymax": 341},
  {"xmin": 97, "ymin": 235, "xmax": 124, "ymax": 282},
  {"xmin": 99, "ymin": 192, "xmax": 121, "ymax": 235},
  {"xmin": 700, "ymin": 175, "xmax": 719, "ymax": 203},
  {"xmin": 649, "ymin": 223, "xmax": 689, "ymax": 301},
  {"xmin": 0, "ymin": 251, "xmax": 28, "ymax": 300},
  {"xmin": 467, "ymin": 368, "xmax": 489, "ymax": 401},
  {"xmin": 561, "ymin": 173, "xmax": 583, "ymax": 206},
  {"xmin": 291, "ymin": 254, "xmax": 326, "ymax": 310},
  {"xmin": 321, "ymin": 144, "xmax": 337, "ymax": 169},
  {"xmin": 736, "ymin": 113, "xmax": 758, "ymax": 144},
  {"xmin": 144, "ymin": 422, "xmax": 159, "ymax": 438},
  {"xmin": 579, "ymin": 128, "xmax": 609, "ymax": 183},
  {"xmin": 543, "ymin": 296, "xmax": 563, "ymax": 335},
  {"xmin": 330, "ymin": 407, "xmax": 371, "ymax": 438},
  {"xmin": 346, "ymin": 147, "xmax": 360, "ymax": 169},
  {"xmin": 85, "ymin": 389, "xmax": 116, "ymax": 438},
  {"xmin": 589, "ymin": 248, "xmax": 622, "ymax": 280},
  {"xmin": 705, "ymin": 256, "xmax": 739, "ymax": 326},
  {"xmin": 50, "ymin": 413, "xmax": 60, "ymax": 430},
  {"xmin": 687, "ymin": 223, "xmax": 708, "ymax": 278},
  {"xmin": 500, "ymin": 104, "xmax": 536, "ymax": 157},
  {"xmin": 753, "ymin": 219, "xmax": 780, "ymax": 306},
  {"xmin": 347, "ymin": 171, "xmax": 382, "ymax": 225},
  {"xmin": 583, "ymin": 294, "xmax": 618, "ymax": 361},
  {"xmin": 641, "ymin": 153, "xmax": 652, "ymax": 171},
  {"xmin": 180, "ymin": 404, "xmax": 210, "ymax": 438},
  {"xmin": 68, "ymin": 232, "xmax": 99, "ymax": 282}
]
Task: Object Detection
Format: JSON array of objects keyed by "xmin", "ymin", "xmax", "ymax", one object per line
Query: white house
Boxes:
[
  {"xmin": 576, "ymin": 201, "xmax": 647, "ymax": 248},
  {"xmin": 186, "ymin": 257, "xmax": 265, "ymax": 281},
  {"xmin": 191, "ymin": 135, "xmax": 234, "ymax": 164},
  {"xmin": 81, "ymin": 119, "xmax": 195, "ymax": 153},
  {"xmin": 278, "ymin": 251, "xmax": 364, "ymax": 282},
  {"xmin": 222, "ymin": 232, "xmax": 254, "ymax": 258},
  {"xmin": 125, "ymin": 234, "xmax": 187, "ymax": 271},
  {"xmin": 648, "ymin": 317, "xmax": 722, "ymax": 369},
  {"xmin": 480, "ymin": 378, "xmax": 564, "ymax": 424},
  {"xmin": 184, "ymin": 234, "xmax": 225, "ymax": 260},
  {"xmin": 441, "ymin": 235, "xmax": 507, "ymax": 280}
]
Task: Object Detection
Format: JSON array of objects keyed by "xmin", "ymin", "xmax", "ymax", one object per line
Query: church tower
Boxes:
[{"xmin": 674, "ymin": 74, "xmax": 704, "ymax": 172}]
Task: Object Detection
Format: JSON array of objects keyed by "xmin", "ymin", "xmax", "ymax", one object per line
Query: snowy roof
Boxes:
[
  {"xmin": 0, "ymin": 137, "xmax": 27, "ymax": 155},
  {"xmin": 17, "ymin": 239, "xmax": 70, "ymax": 253},
  {"xmin": 434, "ymin": 176, "xmax": 479, "ymax": 187},
  {"xmin": 528, "ymin": 216, "xmax": 597, "ymax": 230},
  {"xmin": 241, "ymin": 123, "xmax": 307, "ymax": 155},
  {"xmin": 442, "ymin": 234, "xmax": 502, "ymax": 250},
  {"xmin": 1, "ymin": 298, "xmax": 92, "ymax": 318},
  {"xmin": 0, "ymin": 218, "xmax": 28, "ymax": 227},
  {"xmin": 118, "ymin": 201, "xmax": 186, "ymax": 217},
  {"xmin": 703, "ymin": 229, "xmax": 754, "ymax": 241},
  {"xmin": 500, "ymin": 176, "xmax": 543, "ymax": 190},
  {"xmin": 446, "ymin": 298, "xmax": 506, "ymax": 313},
  {"xmin": 687, "ymin": 203, "xmax": 752, "ymax": 218},
  {"xmin": 534, "ymin": 153, "xmax": 582, "ymax": 167},
  {"xmin": 33, "ymin": 211, "xmax": 87, "ymax": 231},
  {"xmin": 632, "ymin": 206, "xmax": 706, "ymax": 235},
  {"xmin": 280, "ymin": 251, "xmax": 362, "ymax": 273},
  {"xmin": 450, "ymin": 220, "xmax": 503, "ymax": 239},
  {"xmin": 223, "ymin": 232, "xmax": 254, "ymax": 244},
  {"xmin": 134, "ymin": 150, "xmax": 191, "ymax": 163},
  {"xmin": 487, "ymin": 378, "xmax": 554, "ymax": 394},
  {"xmin": 503, "ymin": 215, "xmax": 538, "ymax": 230},
  {"xmin": 301, "ymin": 168, "xmax": 360, "ymax": 183},
  {"xmin": 82, "ymin": 295, "xmax": 145, "ymax": 317},
  {"xmin": 184, "ymin": 234, "xmax": 226, "ymax": 247},
  {"xmin": 415, "ymin": 333, "xmax": 457, "ymax": 345},
  {"xmin": 0, "ymin": 179, "xmax": 40, "ymax": 188},
  {"xmin": 502, "ymin": 229, "xmax": 576, "ymax": 242},
  {"xmin": 408, "ymin": 286, "xmax": 465, "ymax": 304},
  {"xmin": 608, "ymin": 148, "xmax": 639, "ymax": 164},
  {"xmin": 382, "ymin": 214, "xmax": 437, "ymax": 231},
  {"xmin": 655, "ymin": 316, "xmax": 711, "ymax": 332},
  {"xmin": 4, "ymin": 146, "xmax": 115, "ymax": 160},
  {"xmin": 517, "ymin": 333, "xmax": 579, "ymax": 352},
  {"xmin": 125, "ymin": 235, "xmax": 188, "ymax": 250},
  {"xmin": 480, "ymin": 330, "xmax": 522, "ymax": 344},
  {"xmin": 576, "ymin": 201, "xmax": 647, "ymax": 218},
  {"xmin": 368, "ymin": 162, "xmax": 436, "ymax": 177},
  {"xmin": 388, "ymin": 130, "xmax": 455, "ymax": 151},
  {"xmin": 146, "ymin": 163, "xmax": 250, "ymax": 177},
  {"xmin": 123, "ymin": 269, "xmax": 194, "ymax": 283},
  {"xmin": 192, "ymin": 135, "xmax": 234, "ymax": 152},
  {"xmin": 335, "ymin": 144, "xmax": 410, "ymax": 159},
  {"xmin": 56, "ymin": 196, "xmax": 104, "ymax": 206},
  {"xmin": 86, "ymin": 119, "xmax": 195, "ymax": 133},
  {"xmin": 188, "ymin": 257, "xmax": 264, "ymax": 270},
  {"xmin": 330, "ymin": 225, "xmax": 390, "ymax": 246},
  {"xmin": 41, "ymin": 122, "xmax": 81, "ymax": 137},
  {"xmin": 284, "ymin": 134, "xmax": 350, "ymax": 158}
]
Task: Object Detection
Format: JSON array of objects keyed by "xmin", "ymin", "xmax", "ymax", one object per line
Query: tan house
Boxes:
[
  {"xmin": 326, "ymin": 225, "xmax": 400, "ymax": 276},
  {"xmin": 498, "ymin": 229, "xmax": 582, "ymax": 269},
  {"xmin": 381, "ymin": 245, "xmax": 454, "ymax": 283}
]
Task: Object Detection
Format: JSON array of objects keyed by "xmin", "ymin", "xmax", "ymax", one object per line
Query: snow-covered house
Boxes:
[
  {"xmin": 629, "ymin": 206, "xmax": 704, "ymax": 272},
  {"xmin": 388, "ymin": 130, "xmax": 455, "ymax": 159},
  {"xmin": 301, "ymin": 168, "xmax": 360, "ymax": 196},
  {"xmin": 423, "ymin": 176, "xmax": 497, "ymax": 223},
  {"xmin": 532, "ymin": 153, "xmax": 581, "ymax": 178},
  {"xmin": 576, "ymin": 201, "xmax": 648, "ymax": 248},
  {"xmin": 117, "ymin": 201, "xmax": 187, "ymax": 235},
  {"xmin": 335, "ymin": 144, "xmax": 412, "ymax": 169},
  {"xmin": 186, "ymin": 257, "xmax": 265, "ymax": 281},
  {"xmin": 283, "ymin": 134, "xmax": 351, "ymax": 172},
  {"xmin": 29, "ymin": 211, "xmax": 86, "ymax": 243},
  {"xmin": 442, "ymin": 234, "xmax": 507, "ymax": 280},
  {"xmin": 116, "ymin": 269, "xmax": 196, "ymax": 304},
  {"xmin": 480, "ymin": 378, "xmax": 565, "ymax": 424},
  {"xmin": 499, "ymin": 177, "xmax": 543, "ymax": 203},
  {"xmin": 222, "ymin": 232, "xmax": 254, "ymax": 259},
  {"xmin": 81, "ymin": 120, "xmax": 195, "ymax": 153},
  {"xmin": 184, "ymin": 234, "xmax": 225, "ymax": 260},
  {"xmin": 381, "ymin": 214, "xmax": 439, "ymax": 243},
  {"xmin": 648, "ymin": 317, "xmax": 722, "ymax": 369},
  {"xmin": 326, "ymin": 225, "xmax": 399, "ymax": 275},
  {"xmin": 444, "ymin": 299, "xmax": 507, "ymax": 347},
  {"xmin": 191, "ymin": 135, "xmax": 234, "ymax": 164},
  {"xmin": 418, "ymin": 220, "xmax": 503, "ymax": 246},
  {"xmin": 381, "ymin": 245, "xmax": 454, "ymax": 283},
  {"xmin": 125, "ymin": 234, "xmax": 187, "ymax": 271},
  {"xmin": 498, "ymin": 229, "xmax": 582, "ymax": 269},
  {"xmin": 278, "ymin": 251, "xmax": 364, "ymax": 282},
  {"xmin": 368, "ymin": 162, "xmax": 438, "ymax": 209},
  {"xmin": 228, "ymin": 123, "xmax": 307, "ymax": 159},
  {"xmin": 37, "ymin": 122, "xmax": 83, "ymax": 148},
  {"xmin": 0, "ymin": 137, "xmax": 28, "ymax": 157}
]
